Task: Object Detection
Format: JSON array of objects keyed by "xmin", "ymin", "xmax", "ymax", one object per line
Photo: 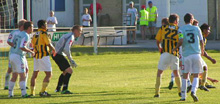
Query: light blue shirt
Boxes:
[
  {"xmin": 179, "ymin": 24, "xmax": 203, "ymax": 57},
  {"xmin": 127, "ymin": 8, "xmax": 138, "ymax": 26},
  {"xmin": 8, "ymin": 30, "xmax": 21, "ymax": 55},
  {"xmin": 10, "ymin": 31, "xmax": 30, "ymax": 56}
]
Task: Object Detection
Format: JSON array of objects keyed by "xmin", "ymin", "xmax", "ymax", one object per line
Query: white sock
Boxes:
[
  {"xmin": 181, "ymin": 79, "xmax": 187, "ymax": 99},
  {"xmin": 25, "ymin": 73, "xmax": 28, "ymax": 87},
  {"xmin": 19, "ymin": 81, "xmax": 26, "ymax": 96},
  {"xmin": 187, "ymin": 79, "xmax": 191, "ymax": 87},
  {"xmin": 191, "ymin": 78, "xmax": 199, "ymax": 94},
  {"xmin": 5, "ymin": 73, "xmax": 10, "ymax": 87},
  {"xmin": 171, "ymin": 72, "xmax": 175, "ymax": 82},
  {"xmin": 9, "ymin": 81, "xmax": 15, "ymax": 96}
]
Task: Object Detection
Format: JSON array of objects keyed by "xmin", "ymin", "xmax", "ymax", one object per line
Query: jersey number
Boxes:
[
  {"xmin": 187, "ymin": 33, "xmax": 195, "ymax": 43},
  {"xmin": 165, "ymin": 28, "xmax": 178, "ymax": 40},
  {"xmin": 13, "ymin": 39, "xmax": 18, "ymax": 49}
]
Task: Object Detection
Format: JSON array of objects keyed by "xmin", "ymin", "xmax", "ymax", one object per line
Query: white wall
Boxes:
[
  {"xmin": 146, "ymin": 0, "xmax": 208, "ymax": 27},
  {"xmin": 32, "ymin": 0, "xmax": 50, "ymax": 27},
  {"xmin": 32, "ymin": 0, "xmax": 74, "ymax": 27},
  {"xmin": 54, "ymin": 0, "xmax": 74, "ymax": 27}
]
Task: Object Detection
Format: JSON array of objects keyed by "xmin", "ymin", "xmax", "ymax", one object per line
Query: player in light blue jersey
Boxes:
[
  {"xmin": 173, "ymin": 13, "xmax": 204, "ymax": 102},
  {"xmin": 8, "ymin": 21, "xmax": 35, "ymax": 98},
  {"xmin": 4, "ymin": 20, "xmax": 28, "ymax": 90}
]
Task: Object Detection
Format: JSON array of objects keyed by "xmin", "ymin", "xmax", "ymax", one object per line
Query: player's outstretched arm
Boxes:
[
  {"xmin": 20, "ymin": 47, "xmax": 35, "ymax": 56},
  {"xmin": 204, "ymin": 51, "xmax": 216, "ymax": 64}
]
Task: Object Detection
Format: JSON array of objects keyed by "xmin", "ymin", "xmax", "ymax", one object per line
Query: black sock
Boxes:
[
  {"xmin": 56, "ymin": 74, "xmax": 64, "ymax": 91},
  {"xmin": 62, "ymin": 73, "xmax": 71, "ymax": 91}
]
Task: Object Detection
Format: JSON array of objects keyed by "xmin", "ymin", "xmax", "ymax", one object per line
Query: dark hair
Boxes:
[
  {"xmin": 193, "ymin": 19, "xmax": 199, "ymax": 25},
  {"xmin": 37, "ymin": 20, "xmax": 46, "ymax": 28},
  {"xmin": 162, "ymin": 18, "xmax": 169, "ymax": 25},
  {"xmin": 24, "ymin": 21, "xmax": 33, "ymax": 30},
  {"xmin": 184, "ymin": 13, "xmax": 194, "ymax": 23},
  {"xmin": 169, "ymin": 14, "xmax": 179, "ymax": 23},
  {"xmin": 200, "ymin": 23, "xmax": 210, "ymax": 32},
  {"xmin": 72, "ymin": 25, "xmax": 82, "ymax": 31}
]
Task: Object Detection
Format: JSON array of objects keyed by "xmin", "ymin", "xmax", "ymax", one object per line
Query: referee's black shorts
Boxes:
[{"xmin": 52, "ymin": 54, "xmax": 70, "ymax": 71}]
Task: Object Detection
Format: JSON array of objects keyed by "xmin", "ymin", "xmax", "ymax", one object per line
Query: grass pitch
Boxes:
[{"xmin": 0, "ymin": 47, "xmax": 219, "ymax": 104}]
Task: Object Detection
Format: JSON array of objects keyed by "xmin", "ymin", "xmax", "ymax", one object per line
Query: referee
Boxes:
[{"xmin": 52, "ymin": 25, "xmax": 82, "ymax": 94}]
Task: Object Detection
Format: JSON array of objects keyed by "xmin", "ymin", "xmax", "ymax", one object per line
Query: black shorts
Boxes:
[{"xmin": 52, "ymin": 54, "xmax": 70, "ymax": 71}]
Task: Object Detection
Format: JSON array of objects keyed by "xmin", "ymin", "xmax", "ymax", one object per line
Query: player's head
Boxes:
[
  {"xmin": 161, "ymin": 17, "xmax": 169, "ymax": 26},
  {"xmin": 24, "ymin": 21, "xmax": 34, "ymax": 34},
  {"xmin": 141, "ymin": 5, "xmax": 146, "ymax": 10},
  {"xmin": 193, "ymin": 19, "xmax": 199, "ymax": 26},
  {"xmin": 169, "ymin": 14, "xmax": 179, "ymax": 25},
  {"xmin": 129, "ymin": 1, "xmax": 134, "ymax": 8},
  {"xmin": 72, "ymin": 25, "xmax": 83, "ymax": 38},
  {"xmin": 50, "ymin": 11, "xmax": 54, "ymax": 17},
  {"xmin": 200, "ymin": 23, "xmax": 210, "ymax": 37},
  {"xmin": 84, "ymin": 8, "xmax": 88, "ymax": 14},
  {"xmin": 37, "ymin": 20, "xmax": 47, "ymax": 30},
  {"xmin": 184, "ymin": 13, "xmax": 194, "ymax": 24},
  {"xmin": 148, "ymin": 1, "xmax": 153, "ymax": 8},
  {"xmin": 18, "ymin": 19, "xmax": 27, "ymax": 31}
]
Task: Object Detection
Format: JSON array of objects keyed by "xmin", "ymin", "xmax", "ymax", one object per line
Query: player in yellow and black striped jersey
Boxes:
[
  {"xmin": 155, "ymin": 23, "xmax": 179, "ymax": 56},
  {"xmin": 154, "ymin": 14, "xmax": 182, "ymax": 98},
  {"xmin": 30, "ymin": 20, "xmax": 56, "ymax": 97},
  {"xmin": 32, "ymin": 29, "xmax": 51, "ymax": 59}
]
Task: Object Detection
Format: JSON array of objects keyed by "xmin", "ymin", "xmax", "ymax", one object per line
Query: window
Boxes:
[{"xmin": 55, "ymin": 0, "xmax": 65, "ymax": 11}]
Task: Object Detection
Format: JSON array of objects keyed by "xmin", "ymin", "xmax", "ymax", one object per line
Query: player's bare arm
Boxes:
[{"xmin": 203, "ymin": 51, "xmax": 216, "ymax": 64}]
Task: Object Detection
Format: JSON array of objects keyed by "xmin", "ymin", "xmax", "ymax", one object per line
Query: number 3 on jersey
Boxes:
[{"xmin": 187, "ymin": 33, "xmax": 195, "ymax": 43}]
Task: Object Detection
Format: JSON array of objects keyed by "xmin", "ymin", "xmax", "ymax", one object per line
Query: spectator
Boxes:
[
  {"xmin": 46, "ymin": 11, "xmax": 58, "ymax": 32},
  {"xmin": 193, "ymin": 19, "xmax": 199, "ymax": 26},
  {"xmin": 146, "ymin": 1, "xmax": 158, "ymax": 39},
  {"xmin": 161, "ymin": 17, "xmax": 169, "ymax": 26},
  {"xmin": 127, "ymin": 1, "xmax": 138, "ymax": 44},
  {"xmin": 89, "ymin": 0, "xmax": 102, "ymax": 25},
  {"xmin": 82, "ymin": 8, "xmax": 92, "ymax": 27},
  {"xmin": 139, "ymin": 5, "xmax": 149, "ymax": 40}
]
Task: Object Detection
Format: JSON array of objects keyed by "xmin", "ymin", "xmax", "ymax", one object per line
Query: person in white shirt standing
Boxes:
[
  {"xmin": 82, "ymin": 8, "xmax": 92, "ymax": 27},
  {"xmin": 47, "ymin": 11, "xmax": 58, "ymax": 32}
]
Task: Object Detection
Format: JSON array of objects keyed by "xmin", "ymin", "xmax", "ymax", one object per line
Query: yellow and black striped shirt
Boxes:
[
  {"xmin": 31, "ymin": 28, "xmax": 51, "ymax": 59},
  {"xmin": 155, "ymin": 24, "xmax": 179, "ymax": 56}
]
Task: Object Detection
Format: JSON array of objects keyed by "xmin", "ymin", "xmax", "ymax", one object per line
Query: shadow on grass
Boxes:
[{"xmin": 0, "ymin": 91, "xmax": 136, "ymax": 99}]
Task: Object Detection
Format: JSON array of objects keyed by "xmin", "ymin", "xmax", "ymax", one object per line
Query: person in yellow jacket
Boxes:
[
  {"xmin": 139, "ymin": 5, "xmax": 149, "ymax": 40},
  {"xmin": 146, "ymin": 1, "xmax": 158, "ymax": 39}
]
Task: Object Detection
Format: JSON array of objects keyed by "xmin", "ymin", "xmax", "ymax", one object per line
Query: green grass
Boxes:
[{"xmin": 0, "ymin": 47, "xmax": 219, "ymax": 104}]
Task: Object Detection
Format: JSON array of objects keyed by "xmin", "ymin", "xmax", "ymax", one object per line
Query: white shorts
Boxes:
[
  {"xmin": 183, "ymin": 54, "xmax": 203, "ymax": 74},
  {"xmin": 9, "ymin": 54, "xmax": 27, "ymax": 73},
  {"xmin": 34, "ymin": 56, "xmax": 52, "ymax": 72},
  {"xmin": 158, "ymin": 52, "xmax": 179, "ymax": 70},
  {"xmin": 201, "ymin": 58, "xmax": 207, "ymax": 68}
]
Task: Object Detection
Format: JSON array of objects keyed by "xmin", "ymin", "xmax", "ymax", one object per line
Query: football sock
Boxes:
[
  {"xmin": 41, "ymin": 82, "xmax": 49, "ymax": 93},
  {"xmin": 187, "ymin": 79, "xmax": 191, "ymax": 87},
  {"xmin": 155, "ymin": 77, "xmax": 161, "ymax": 95},
  {"xmin": 63, "ymin": 73, "xmax": 71, "ymax": 91},
  {"xmin": 181, "ymin": 79, "xmax": 187, "ymax": 99},
  {"xmin": 5, "ymin": 73, "xmax": 10, "ymax": 87},
  {"xmin": 56, "ymin": 74, "xmax": 64, "ymax": 90},
  {"xmin": 25, "ymin": 73, "xmax": 28, "ymax": 87},
  {"xmin": 19, "ymin": 81, "xmax": 26, "ymax": 96},
  {"xmin": 201, "ymin": 71, "xmax": 207, "ymax": 86},
  {"xmin": 30, "ymin": 86, "xmax": 35, "ymax": 95},
  {"xmin": 171, "ymin": 72, "xmax": 175, "ymax": 82},
  {"xmin": 9, "ymin": 81, "xmax": 15, "ymax": 96},
  {"xmin": 190, "ymin": 74, "xmax": 194, "ymax": 83},
  {"xmin": 192, "ymin": 78, "xmax": 199, "ymax": 94},
  {"xmin": 175, "ymin": 76, "xmax": 181, "ymax": 93}
]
